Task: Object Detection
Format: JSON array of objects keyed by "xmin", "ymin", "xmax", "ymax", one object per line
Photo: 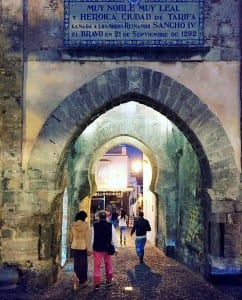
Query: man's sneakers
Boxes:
[
  {"xmin": 94, "ymin": 281, "xmax": 112, "ymax": 290},
  {"xmin": 94, "ymin": 280, "xmax": 113, "ymax": 290},
  {"xmin": 106, "ymin": 280, "xmax": 112, "ymax": 287}
]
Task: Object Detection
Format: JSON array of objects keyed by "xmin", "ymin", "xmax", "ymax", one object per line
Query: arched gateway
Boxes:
[{"xmin": 24, "ymin": 66, "xmax": 240, "ymax": 284}]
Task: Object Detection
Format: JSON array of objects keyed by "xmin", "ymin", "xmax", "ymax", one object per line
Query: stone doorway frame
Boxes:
[{"xmin": 25, "ymin": 66, "xmax": 240, "ymax": 279}]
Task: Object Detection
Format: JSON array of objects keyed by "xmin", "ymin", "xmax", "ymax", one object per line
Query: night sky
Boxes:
[{"xmin": 125, "ymin": 144, "xmax": 143, "ymax": 160}]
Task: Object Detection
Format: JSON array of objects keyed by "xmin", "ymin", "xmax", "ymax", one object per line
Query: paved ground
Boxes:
[{"xmin": 0, "ymin": 229, "xmax": 241, "ymax": 300}]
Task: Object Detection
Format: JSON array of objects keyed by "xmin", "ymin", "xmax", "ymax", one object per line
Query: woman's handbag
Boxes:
[{"xmin": 106, "ymin": 243, "xmax": 115, "ymax": 255}]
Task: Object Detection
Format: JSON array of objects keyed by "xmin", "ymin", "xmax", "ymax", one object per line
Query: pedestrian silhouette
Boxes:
[
  {"xmin": 131, "ymin": 211, "xmax": 151, "ymax": 263},
  {"xmin": 118, "ymin": 209, "xmax": 128, "ymax": 246},
  {"xmin": 70, "ymin": 210, "xmax": 92, "ymax": 290},
  {"xmin": 92, "ymin": 210, "xmax": 118, "ymax": 290}
]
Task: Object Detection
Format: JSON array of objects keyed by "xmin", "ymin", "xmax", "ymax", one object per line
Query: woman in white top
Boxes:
[{"xmin": 118, "ymin": 209, "xmax": 128, "ymax": 246}]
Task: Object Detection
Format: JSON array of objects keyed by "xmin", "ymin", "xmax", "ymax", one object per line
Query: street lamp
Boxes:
[{"xmin": 131, "ymin": 160, "xmax": 142, "ymax": 173}]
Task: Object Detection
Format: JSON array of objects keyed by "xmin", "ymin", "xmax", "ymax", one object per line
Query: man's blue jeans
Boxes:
[{"xmin": 135, "ymin": 236, "xmax": 146, "ymax": 261}]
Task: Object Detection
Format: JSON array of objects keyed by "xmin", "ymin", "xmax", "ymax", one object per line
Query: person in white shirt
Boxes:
[{"xmin": 118, "ymin": 209, "xmax": 128, "ymax": 246}]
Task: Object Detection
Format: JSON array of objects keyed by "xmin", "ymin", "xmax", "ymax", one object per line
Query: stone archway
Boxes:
[
  {"xmin": 28, "ymin": 66, "xmax": 239, "ymax": 200},
  {"xmin": 86, "ymin": 135, "xmax": 160, "ymax": 246},
  {"xmin": 25, "ymin": 66, "xmax": 240, "ymax": 279},
  {"xmin": 89, "ymin": 136, "xmax": 157, "ymax": 194},
  {"xmin": 70, "ymin": 107, "xmax": 203, "ymax": 274},
  {"xmin": 73, "ymin": 125, "xmax": 160, "ymax": 203}
]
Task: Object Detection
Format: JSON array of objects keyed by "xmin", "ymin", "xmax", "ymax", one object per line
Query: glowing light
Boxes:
[
  {"xmin": 124, "ymin": 286, "xmax": 133, "ymax": 291},
  {"xmin": 132, "ymin": 160, "xmax": 142, "ymax": 173}
]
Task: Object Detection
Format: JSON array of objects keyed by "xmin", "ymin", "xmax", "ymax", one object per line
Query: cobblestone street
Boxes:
[{"xmin": 0, "ymin": 229, "xmax": 241, "ymax": 300}]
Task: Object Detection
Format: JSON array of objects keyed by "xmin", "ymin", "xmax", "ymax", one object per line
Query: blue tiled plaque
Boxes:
[{"xmin": 64, "ymin": 0, "xmax": 204, "ymax": 48}]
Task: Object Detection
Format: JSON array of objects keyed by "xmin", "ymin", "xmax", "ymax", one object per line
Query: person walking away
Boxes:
[
  {"xmin": 136, "ymin": 206, "xmax": 142, "ymax": 217},
  {"xmin": 118, "ymin": 210, "xmax": 128, "ymax": 246},
  {"xmin": 131, "ymin": 211, "xmax": 151, "ymax": 263},
  {"xmin": 70, "ymin": 211, "xmax": 92, "ymax": 290},
  {"xmin": 106, "ymin": 208, "xmax": 111, "ymax": 221},
  {"xmin": 92, "ymin": 210, "xmax": 118, "ymax": 289},
  {"xmin": 110, "ymin": 208, "xmax": 119, "ymax": 228}
]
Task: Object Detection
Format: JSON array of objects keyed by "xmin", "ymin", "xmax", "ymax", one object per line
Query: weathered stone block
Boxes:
[
  {"xmin": 104, "ymin": 69, "xmax": 122, "ymax": 99},
  {"xmin": 157, "ymin": 85, "xmax": 169, "ymax": 103},
  {"xmin": 61, "ymin": 98, "xmax": 85, "ymax": 122},
  {"xmin": 86, "ymin": 81, "xmax": 103, "ymax": 109},
  {"xmin": 2, "ymin": 191, "xmax": 15, "ymax": 205},
  {"xmin": 1, "ymin": 238, "xmax": 38, "ymax": 261},
  {"xmin": 148, "ymin": 71, "xmax": 164, "ymax": 99},
  {"xmin": 3, "ymin": 168, "xmax": 22, "ymax": 179},
  {"xmin": 212, "ymin": 168, "xmax": 239, "ymax": 181},
  {"xmin": 164, "ymin": 81, "xmax": 182, "ymax": 108},
  {"xmin": 162, "ymin": 75, "xmax": 173, "ymax": 87},
  {"xmin": 224, "ymin": 188, "xmax": 240, "ymax": 201},
  {"xmin": 169, "ymin": 89, "xmax": 182, "ymax": 113},
  {"xmin": 235, "ymin": 201, "xmax": 242, "ymax": 212},
  {"xmin": 40, "ymin": 202, "xmax": 51, "ymax": 214},
  {"xmin": 7, "ymin": 179, "xmax": 21, "ymax": 190},
  {"xmin": 2, "ymin": 238, "xmax": 38, "ymax": 252},
  {"xmin": 211, "ymin": 157, "xmax": 236, "ymax": 172},
  {"xmin": 141, "ymin": 68, "xmax": 153, "ymax": 94},
  {"xmin": 189, "ymin": 102, "xmax": 208, "ymax": 127},
  {"xmin": 224, "ymin": 245, "xmax": 241, "ymax": 258},
  {"xmin": 16, "ymin": 194, "xmax": 37, "ymax": 214},
  {"xmin": 36, "ymin": 191, "xmax": 48, "ymax": 202},
  {"xmin": 26, "ymin": 168, "xmax": 42, "ymax": 180},
  {"xmin": 66, "ymin": 91, "xmax": 89, "ymax": 118},
  {"xmin": 1, "ymin": 229, "xmax": 13, "ymax": 239},
  {"xmin": 2, "ymin": 250, "xmax": 38, "ymax": 262},
  {"xmin": 208, "ymin": 213, "xmax": 226, "ymax": 223},
  {"xmin": 224, "ymin": 224, "xmax": 240, "ymax": 235},
  {"xmin": 178, "ymin": 102, "xmax": 193, "ymax": 124},
  {"xmin": 127, "ymin": 67, "xmax": 143, "ymax": 91},
  {"xmin": 28, "ymin": 180, "xmax": 55, "ymax": 191},
  {"xmin": 3, "ymin": 204, "xmax": 16, "ymax": 213},
  {"xmin": 227, "ymin": 213, "xmax": 241, "ymax": 224},
  {"xmin": 113, "ymin": 67, "xmax": 126, "ymax": 92},
  {"xmin": 224, "ymin": 233, "xmax": 239, "ymax": 246},
  {"xmin": 211, "ymin": 200, "xmax": 234, "ymax": 213}
]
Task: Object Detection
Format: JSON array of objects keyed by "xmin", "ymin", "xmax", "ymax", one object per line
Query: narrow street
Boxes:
[{"xmin": 0, "ymin": 229, "xmax": 240, "ymax": 300}]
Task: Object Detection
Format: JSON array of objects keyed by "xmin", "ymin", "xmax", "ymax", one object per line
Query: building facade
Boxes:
[{"xmin": 0, "ymin": 0, "xmax": 241, "ymax": 287}]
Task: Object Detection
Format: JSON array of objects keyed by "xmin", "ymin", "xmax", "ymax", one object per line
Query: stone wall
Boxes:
[
  {"xmin": 177, "ymin": 138, "xmax": 203, "ymax": 272},
  {"xmin": 0, "ymin": 3, "xmax": 23, "ymax": 264}
]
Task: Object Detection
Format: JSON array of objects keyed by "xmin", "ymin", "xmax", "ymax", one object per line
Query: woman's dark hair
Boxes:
[
  {"xmin": 121, "ymin": 210, "xmax": 127, "ymax": 219},
  {"xmin": 75, "ymin": 210, "xmax": 87, "ymax": 221}
]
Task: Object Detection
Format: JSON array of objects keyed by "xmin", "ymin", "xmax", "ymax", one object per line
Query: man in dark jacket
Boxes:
[
  {"xmin": 92, "ymin": 210, "xmax": 118, "ymax": 289},
  {"xmin": 131, "ymin": 211, "xmax": 151, "ymax": 263}
]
